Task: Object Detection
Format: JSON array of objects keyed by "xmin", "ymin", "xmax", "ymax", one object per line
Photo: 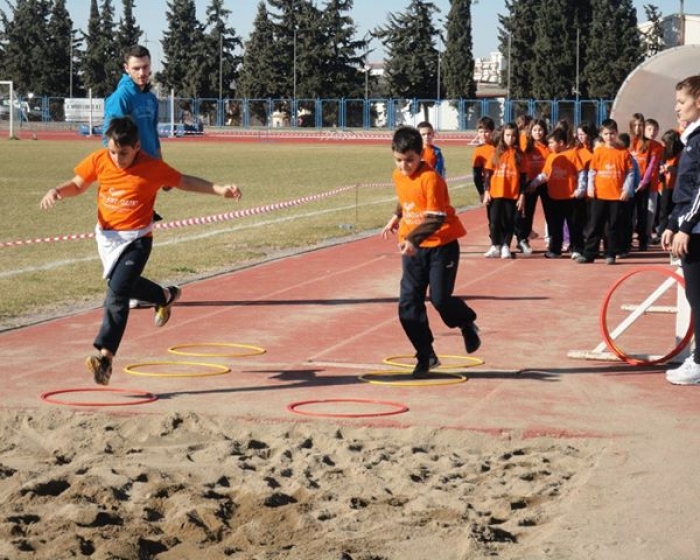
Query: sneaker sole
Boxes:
[
  {"xmin": 154, "ymin": 287, "xmax": 182, "ymax": 327},
  {"xmin": 86, "ymin": 356, "xmax": 112, "ymax": 386}
]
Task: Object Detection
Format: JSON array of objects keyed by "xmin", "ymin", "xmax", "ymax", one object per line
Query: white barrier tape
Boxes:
[{"xmin": 1, "ymin": 175, "xmax": 470, "ymax": 248}]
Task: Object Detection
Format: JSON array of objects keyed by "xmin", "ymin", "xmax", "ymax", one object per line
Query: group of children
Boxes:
[{"xmin": 469, "ymin": 113, "xmax": 684, "ymax": 264}]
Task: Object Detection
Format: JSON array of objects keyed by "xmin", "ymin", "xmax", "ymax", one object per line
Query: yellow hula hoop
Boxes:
[
  {"xmin": 124, "ymin": 361, "xmax": 231, "ymax": 378},
  {"xmin": 168, "ymin": 342, "xmax": 266, "ymax": 358},
  {"xmin": 382, "ymin": 354, "xmax": 484, "ymax": 370},
  {"xmin": 359, "ymin": 370, "xmax": 468, "ymax": 386}
]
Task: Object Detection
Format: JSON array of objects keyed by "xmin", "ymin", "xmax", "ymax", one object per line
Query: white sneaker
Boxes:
[
  {"xmin": 129, "ymin": 299, "xmax": 155, "ymax": 309},
  {"xmin": 666, "ymin": 356, "xmax": 700, "ymax": 385},
  {"xmin": 570, "ymin": 251, "xmax": 582, "ymax": 260},
  {"xmin": 518, "ymin": 239, "xmax": 533, "ymax": 255},
  {"xmin": 501, "ymin": 245, "xmax": 512, "ymax": 259},
  {"xmin": 484, "ymin": 245, "xmax": 500, "ymax": 258}
]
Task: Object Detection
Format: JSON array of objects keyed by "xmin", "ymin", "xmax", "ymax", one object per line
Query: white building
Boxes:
[{"xmin": 638, "ymin": 10, "xmax": 700, "ymax": 52}]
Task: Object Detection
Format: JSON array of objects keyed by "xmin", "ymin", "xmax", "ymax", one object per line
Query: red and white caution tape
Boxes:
[{"xmin": 1, "ymin": 175, "xmax": 469, "ymax": 249}]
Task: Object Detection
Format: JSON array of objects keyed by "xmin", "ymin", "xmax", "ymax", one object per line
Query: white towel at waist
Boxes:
[{"xmin": 95, "ymin": 223, "xmax": 154, "ymax": 279}]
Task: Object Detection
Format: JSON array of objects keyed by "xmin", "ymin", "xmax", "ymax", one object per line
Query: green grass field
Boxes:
[{"xmin": 0, "ymin": 137, "xmax": 478, "ymax": 329}]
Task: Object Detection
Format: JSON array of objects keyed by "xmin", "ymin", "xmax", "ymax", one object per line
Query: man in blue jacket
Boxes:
[{"xmin": 104, "ymin": 44, "xmax": 165, "ymax": 309}]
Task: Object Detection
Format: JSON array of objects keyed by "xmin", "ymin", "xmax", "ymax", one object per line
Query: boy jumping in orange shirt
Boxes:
[
  {"xmin": 40, "ymin": 117, "xmax": 242, "ymax": 385},
  {"xmin": 382, "ymin": 126, "xmax": 480, "ymax": 378}
]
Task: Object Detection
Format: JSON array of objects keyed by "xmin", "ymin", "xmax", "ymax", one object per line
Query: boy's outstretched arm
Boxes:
[
  {"xmin": 40, "ymin": 175, "xmax": 89, "ymax": 209},
  {"xmin": 177, "ymin": 175, "xmax": 242, "ymax": 200}
]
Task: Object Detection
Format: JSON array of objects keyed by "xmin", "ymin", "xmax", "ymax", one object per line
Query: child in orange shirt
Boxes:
[
  {"xmin": 576, "ymin": 119, "xmax": 634, "ymax": 264},
  {"xmin": 382, "ymin": 126, "xmax": 480, "ymax": 378},
  {"xmin": 417, "ymin": 121, "xmax": 445, "ymax": 178},
  {"xmin": 527, "ymin": 128, "xmax": 586, "ymax": 258},
  {"xmin": 39, "ymin": 117, "xmax": 242, "ymax": 385},
  {"xmin": 472, "ymin": 116, "xmax": 496, "ymax": 203},
  {"xmin": 516, "ymin": 118, "xmax": 550, "ymax": 254},
  {"xmin": 483, "ymin": 122, "xmax": 526, "ymax": 259},
  {"xmin": 656, "ymin": 128, "xmax": 683, "ymax": 236}
]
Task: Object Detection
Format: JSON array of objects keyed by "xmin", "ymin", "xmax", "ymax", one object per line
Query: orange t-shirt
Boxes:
[
  {"xmin": 393, "ymin": 164, "xmax": 465, "ymax": 247},
  {"xmin": 485, "ymin": 147, "xmax": 521, "ymax": 200},
  {"xmin": 423, "ymin": 144, "xmax": 438, "ymax": 169},
  {"xmin": 75, "ymin": 149, "xmax": 182, "ymax": 231},
  {"xmin": 590, "ymin": 145, "xmax": 633, "ymax": 201},
  {"xmin": 648, "ymin": 139, "xmax": 664, "ymax": 193},
  {"xmin": 664, "ymin": 154, "xmax": 680, "ymax": 190},
  {"xmin": 542, "ymin": 149, "xmax": 583, "ymax": 200},
  {"xmin": 472, "ymin": 143, "xmax": 496, "ymax": 168},
  {"xmin": 575, "ymin": 146, "xmax": 593, "ymax": 170},
  {"xmin": 523, "ymin": 142, "xmax": 549, "ymax": 180}
]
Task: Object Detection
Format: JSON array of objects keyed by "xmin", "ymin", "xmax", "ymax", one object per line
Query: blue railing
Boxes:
[{"xmin": 13, "ymin": 95, "xmax": 614, "ymax": 131}]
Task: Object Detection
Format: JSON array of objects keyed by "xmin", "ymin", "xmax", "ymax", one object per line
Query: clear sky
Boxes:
[{"xmin": 63, "ymin": 0, "xmax": 690, "ymax": 69}]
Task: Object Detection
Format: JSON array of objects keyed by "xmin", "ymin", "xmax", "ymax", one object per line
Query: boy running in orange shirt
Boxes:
[
  {"xmin": 40, "ymin": 117, "xmax": 242, "ymax": 385},
  {"xmin": 382, "ymin": 126, "xmax": 480, "ymax": 378},
  {"xmin": 576, "ymin": 119, "xmax": 634, "ymax": 264}
]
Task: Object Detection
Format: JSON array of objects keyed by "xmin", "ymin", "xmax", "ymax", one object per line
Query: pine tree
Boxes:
[
  {"xmin": 237, "ymin": 1, "xmax": 280, "ymax": 103},
  {"xmin": 101, "ymin": 0, "xmax": 122, "ymax": 94},
  {"xmin": 374, "ymin": 0, "xmax": 442, "ymax": 113},
  {"xmin": 642, "ymin": 4, "xmax": 666, "ymax": 57},
  {"xmin": 0, "ymin": 0, "xmax": 53, "ymax": 96},
  {"xmin": 46, "ymin": 0, "xmax": 75, "ymax": 97},
  {"xmin": 116, "ymin": 0, "xmax": 143, "ymax": 57},
  {"xmin": 498, "ymin": 0, "xmax": 539, "ymax": 100},
  {"xmin": 81, "ymin": 0, "xmax": 107, "ymax": 95},
  {"xmin": 584, "ymin": 0, "xmax": 643, "ymax": 99},
  {"xmin": 443, "ymin": 0, "xmax": 476, "ymax": 100},
  {"xmin": 531, "ymin": 0, "xmax": 579, "ymax": 99}
]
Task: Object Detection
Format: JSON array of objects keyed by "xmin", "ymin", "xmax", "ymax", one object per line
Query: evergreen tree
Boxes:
[
  {"xmin": 642, "ymin": 4, "xmax": 665, "ymax": 57},
  {"xmin": 531, "ymin": 0, "xmax": 579, "ymax": 99},
  {"xmin": 319, "ymin": 0, "xmax": 367, "ymax": 99},
  {"xmin": 443, "ymin": 0, "xmax": 476, "ymax": 100},
  {"xmin": 101, "ymin": 0, "xmax": 122, "ymax": 94},
  {"xmin": 116, "ymin": 0, "xmax": 143, "ymax": 57},
  {"xmin": 158, "ymin": 0, "xmax": 206, "ymax": 97},
  {"xmin": 584, "ymin": 0, "xmax": 643, "ymax": 99},
  {"xmin": 374, "ymin": 0, "xmax": 442, "ymax": 111},
  {"xmin": 0, "ymin": 0, "xmax": 53, "ymax": 95},
  {"xmin": 498, "ymin": 0, "xmax": 538, "ymax": 99},
  {"xmin": 237, "ymin": 2, "xmax": 280, "ymax": 102},
  {"xmin": 81, "ymin": 0, "xmax": 108, "ymax": 95},
  {"xmin": 198, "ymin": 0, "xmax": 242, "ymax": 99},
  {"xmin": 46, "ymin": 0, "xmax": 75, "ymax": 97}
]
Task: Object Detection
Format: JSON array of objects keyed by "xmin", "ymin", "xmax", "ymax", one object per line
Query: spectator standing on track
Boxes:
[
  {"xmin": 656, "ymin": 128, "xmax": 683, "ymax": 236},
  {"xmin": 417, "ymin": 121, "xmax": 446, "ymax": 178},
  {"xmin": 662, "ymin": 75, "xmax": 700, "ymax": 385},
  {"xmin": 39, "ymin": 118, "xmax": 242, "ymax": 386},
  {"xmin": 482, "ymin": 122, "xmax": 526, "ymax": 259},
  {"xmin": 472, "ymin": 116, "xmax": 496, "ymax": 204},
  {"xmin": 381, "ymin": 126, "xmax": 480, "ymax": 379},
  {"xmin": 576, "ymin": 119, "xmax": 634, "ymax": 265}
]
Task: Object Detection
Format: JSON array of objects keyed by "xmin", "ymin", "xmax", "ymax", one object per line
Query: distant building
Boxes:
[{"xmin": 638, "ymin": 11, "xmax": 700, "ymax": 53}]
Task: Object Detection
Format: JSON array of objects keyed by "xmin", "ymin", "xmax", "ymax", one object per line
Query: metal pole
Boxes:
[
  {"xmin": 219, "ymin": 33, "xmax": 223, "ymax": 101},
  {"xmin": 69, "ymin": 40, "xmax": 73, "ymax": 99}
]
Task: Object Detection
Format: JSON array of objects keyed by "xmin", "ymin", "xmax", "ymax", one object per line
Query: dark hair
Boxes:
[
  {"xmin": 392, "ymin": 126, "xmax": 423, "ymax": 154},
  {"xmin": 477, "ymin": 116, "xmax": 495, "ymax": 132},
  {"xmin": 600, "ymin": 118, "xmax": 618, "ymax": 132},
  {"xmin": 416, "ymin": 121, "xmax": 434, "ymax": 131},
  {"xmin": 492, "ymin": 122, "xmax": 520, "ymax": 168},
  {"xmin": 618, "ymin": 132, "xmax": 631, "ymax": 149},
  {"xmin": 575, "ymin": 121, "xmax": 597, "ymax": 150},
  {"xmin": 547, "ymin": 128, "xmax": 569, "ymax": 145},
  {"xmin": 123, "ymin": 44, "xmax": 151, "ymax": 63},
  {"xmin": 661, "ymin": 128, "xmax": 683, "ymax": 160},
  {"xmin": 676, "ymin": 75, "xmax": 700, "ymax": 99},
  {"xmin": 105, "ymin": 116, "xmax": 140, "ymax": 147}
]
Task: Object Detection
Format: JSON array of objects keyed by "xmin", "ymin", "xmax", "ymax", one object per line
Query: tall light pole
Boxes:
[
  {"xmin": 293, "ymin": 28, "xmax": 297, "ymax": 103},
  {"xmin": 437, "ymin": 33, "xmax": 442, "ymax": 101},
  {"xmin": 219, "ymin": 32, "xmax": 223, "ymax": 101}
]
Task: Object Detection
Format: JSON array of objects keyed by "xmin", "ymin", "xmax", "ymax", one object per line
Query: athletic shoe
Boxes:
[
  {"xmin": 86, "ymin": 354, "xmax": 112, "ymax": 386},
  {"xmin": 484, "ymin": 245, "xmax": 500, "ymax": 258},
  {"xmin": 501, "ymin": 245, "xmax": 512, "ymax": 259},
  {"xmin": 518, "ymin": 239, "xmax": 533, "ymax": 255},
  {"xmin": 544, "ymin": 251, "xmax": 562, "ymax": 259},
  {"xmin": 154, "ymin": 286, "xmax": 182, "ymax": 327},
  {"xmin": 666, "ymin": 356, "xmax": 700, "ymax": 385},
  {"xmin": 412, "ymin": 353, "xmax": 441, "ymax": 379},
  {"xmin": 461, "ymin": 323, "xmax": 481, "ymax": 354},
  {"xmin": 570, "ymin": 251, "xmax": 582, "ymax": 260},
  {"xmin": 617, "ymin": 251, "xmax": 630, "ymax": 259},
  {"xmin": 605, "ymin": 256, "xmax": 616, "ymax": 265},
  {"xmin": 576, "ymin": 255, "xmax": 594, "ymax": 264}
]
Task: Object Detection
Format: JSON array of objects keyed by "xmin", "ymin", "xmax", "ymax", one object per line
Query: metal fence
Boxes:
[{"xmin": 2, "ymin": 93, "xmax": 615, "ymax": 131}]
